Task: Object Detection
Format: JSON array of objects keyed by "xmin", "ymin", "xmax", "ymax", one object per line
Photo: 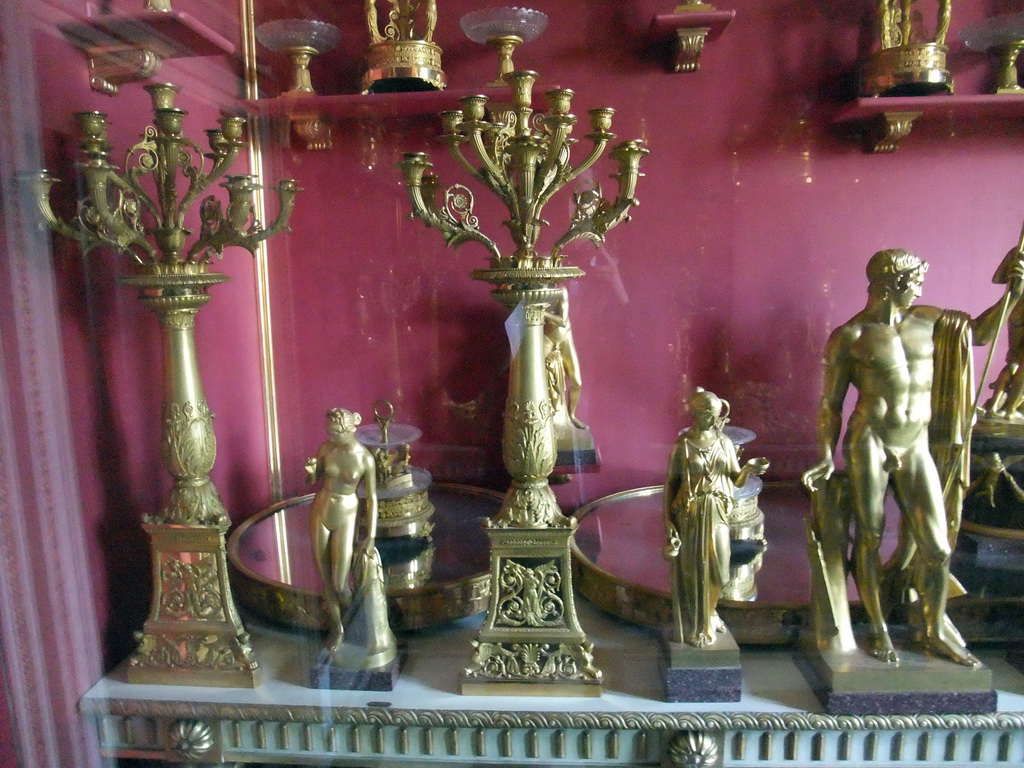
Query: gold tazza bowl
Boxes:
[{"xmin": 227, "ymin": 483, "xmax": 501, "ymax": 631}]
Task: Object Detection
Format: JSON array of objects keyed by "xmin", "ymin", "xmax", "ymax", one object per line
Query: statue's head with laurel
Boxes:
[
  {"xmin": 690, "ymin": 387, "xmax": 730, "ymax": 433},
  {"xmin": 326, "ymin": 408, "xmax": 361, "ymax": 436}
]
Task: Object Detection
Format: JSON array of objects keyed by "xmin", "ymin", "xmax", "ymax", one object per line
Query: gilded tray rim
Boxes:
[{"xmin": 227, "ymin": 482, "xmax": 502, "ymax": 631}]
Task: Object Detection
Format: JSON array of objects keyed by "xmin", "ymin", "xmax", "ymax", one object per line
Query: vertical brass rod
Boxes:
[{"xmin": 239, "ymin": 0, "xmax": 289, "ymax": 581}]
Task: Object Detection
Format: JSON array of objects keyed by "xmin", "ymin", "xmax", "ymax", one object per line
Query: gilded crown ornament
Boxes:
[
  {"xmin": 363, "ymin": 0, "xmax": 445, "ymax": 93},
  {"xmin": 33, "ymin": 82, "xmax": 299, "ymax": 687},
  {"xmin": 399, "ymin": 68, "xmax": 647, "ymax": 696},
  {"xmin": 861, "ymin": 0, "xmax": 953, "ymax": 96}
]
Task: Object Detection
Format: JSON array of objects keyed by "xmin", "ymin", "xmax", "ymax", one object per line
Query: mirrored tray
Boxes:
[
  {"xmin": 227, "ymin": 483, "xmax": 500, "ymax": 631},
  {"xmin": 570, "ymin": 483, "xmax": 1024, "ymax": 646}
]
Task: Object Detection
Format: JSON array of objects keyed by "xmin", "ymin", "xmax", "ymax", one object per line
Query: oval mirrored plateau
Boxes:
[
  {"xmin": 227, "ymin": 483, "xmax": 501, "ymax": 631},
  {"xmin": 570, "ymin": 483, "xmax": 1024, "ymax": 646}
]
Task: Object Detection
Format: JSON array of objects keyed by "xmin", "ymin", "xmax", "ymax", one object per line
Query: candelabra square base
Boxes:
[
  {"xmin": 800, "ymin": 645, "xmax": 995, "ymax": 715},
  {"xmin": 126, "ymin": 523, "xmax": 261, "ymax": 687},
  {"xmin": 460, "ymin": 525, "xmax": 603, "ymax": 696},
  {"xmin": 662, "ymin": 628, "xmax": 741, "ymax": 702}
]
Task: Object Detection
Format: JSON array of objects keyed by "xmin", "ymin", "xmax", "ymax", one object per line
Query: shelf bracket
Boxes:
[
  {"xmin": 862, "ymin": 110, "xmax": 922, "ymax": 153},
  {"xmin": 60, "ymin": 11, "xmax": 235, "ymax": 96},
  {"xmin": 673, "ymin": 27, "xmax": 711, "ymax": 73},
  {"xmin": 650, "ymin": 8, "xmax": 736, "ymax": 74},
  {"xmin": 87, "ymin": 47, "xmax": 163, "ymax": 96},
  {"xmin": 292, "ymin": 113, "xmax": 333, "ymax": 151}
]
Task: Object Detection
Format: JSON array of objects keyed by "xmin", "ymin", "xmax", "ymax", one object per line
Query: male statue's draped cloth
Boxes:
[
  {"xmin": 808, "ymin": 309, "xmax": 973, "ymax": 648},
  {"xmin": 930, "ymin": 310, "xmax": 974, "ymax": 564}
]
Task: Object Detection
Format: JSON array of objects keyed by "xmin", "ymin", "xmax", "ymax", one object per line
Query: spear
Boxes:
[{"xmin": 943, "ymin": 219, "xmax": 1024, "ymax": 503}]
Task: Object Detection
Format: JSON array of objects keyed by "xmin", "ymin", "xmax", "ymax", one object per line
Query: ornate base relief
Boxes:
[
  {"xmin": 462, "ymin": 526, "xmax": 602, "ymax": 695},
  {"xmin": 127, "ymin": 523, "xmax": 260, "ymax": 687},
  {"xmin": 462, "ymin": 638, "xmax": 598, "ymax": 688},
  {"xmin": 463, "ymin": 640, "xmax": 600, "ymax": 684}
]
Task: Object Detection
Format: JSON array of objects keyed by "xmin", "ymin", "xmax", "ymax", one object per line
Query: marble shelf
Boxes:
[
  {"xmin": 833, "ymin": 94, "xmax": 1024, "ymax": 153},
  {"xmin": 80, "ymin": 602, "xmax": 1024, "ymax": 766}
]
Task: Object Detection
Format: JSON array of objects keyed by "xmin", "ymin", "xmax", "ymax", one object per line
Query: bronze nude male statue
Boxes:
[{"xmin": 803, "ymin": 247, "xmax": 1024, "ymax": 667}]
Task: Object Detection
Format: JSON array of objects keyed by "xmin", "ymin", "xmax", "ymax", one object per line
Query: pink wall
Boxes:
[{"xmin": 257, "ymin": 0, "xmax": 1024, "ymax": 516}]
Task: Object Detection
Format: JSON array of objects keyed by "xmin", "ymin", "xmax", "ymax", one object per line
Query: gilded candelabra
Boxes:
[
  {"xmin": 399, "ymin": 70, "xmax": 648, "ymax": 695},
  {"xmin": 34, "ymin": 83, "xmax": 299, "ymax": 687}
]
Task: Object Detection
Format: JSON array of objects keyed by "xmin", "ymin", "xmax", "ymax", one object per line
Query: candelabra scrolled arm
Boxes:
[
  {"xmin": 177, "ymin": 130, "xmax": 246, "ymax": 216},
  {"xmin": 563, "ymin": 110, "xmax": 616, "ymax": 187},
  {"xmin": 399, "ymin": 152, "xmax": 500, "ymax": 260},
  {"xmin": 441, "ymin": 132, "xmax": 487, "ymax": 187},
  {"xmin": 550, "ymin": 140, "xmax": 648, "ymax": 263},
  {"xmin": 29, "ymin": 172, "xmax": 105, "ymax": 254},
  {"xmin": 609, "ymin": 139, "xmax": 649, "ymax": 212},
  {"xmin": 81, "ymin": 161, "xmax": 158, "ymax": 260},
  {"xmin": 464, "ymin": 122, "xmax": 508, "ymax": 191},
  {"xmin": 188, "ymin": 176, "xmax": 300, "ymax": 261}
]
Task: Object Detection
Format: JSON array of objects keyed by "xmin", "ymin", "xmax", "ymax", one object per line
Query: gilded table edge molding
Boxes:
[{"xmin": 76, "ymin": 700, "xmax": 1024, "ymax": 730}]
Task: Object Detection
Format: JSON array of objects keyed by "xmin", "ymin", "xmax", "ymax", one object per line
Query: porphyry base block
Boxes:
[
  {"xmin": 662, "ymin": 629, "xmax": 742, "ymax": 702},
  {"xmin": 801, "ymin": 647, "xmax": 995, "ymax": 715},
  {"xmin": 310, "ymin": 651, "xmax": 399, "ymax": 691}
]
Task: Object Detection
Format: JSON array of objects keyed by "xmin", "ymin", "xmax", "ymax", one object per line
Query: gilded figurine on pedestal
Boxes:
[
  {"xmin": 661, "ymin": 388, "xmax": 768, "ymax": 702},
  {"xmin": 307, "ymin": 408, "xmax": 399, "ymax": 690},
  {"xmin": 665, "ymin": 389, "xmax": 769, "ymax": 647},
  {"xmin": 802, "ymin": 247, "xmax": 1024, "ymax": 714}
]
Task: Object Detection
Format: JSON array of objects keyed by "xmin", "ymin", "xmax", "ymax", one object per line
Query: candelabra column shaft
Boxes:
[
  {"xmin": 125, "ymin": 274, "xmax": 260, "ymax": 687},
  {"xmin": 499, "ymin": 301, "xmax": 564, "ymax": 527},
  {"xmin": 461, "ymin": 293, "xmax": 602, "ymax": 696}
]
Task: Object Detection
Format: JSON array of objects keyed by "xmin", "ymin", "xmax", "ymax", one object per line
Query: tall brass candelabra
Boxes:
[
  {"xmin": 34, "ymin": 83, "xmax": 299, "ymax": 687},
  {"xmin": 400, "ymin": 70, "xmax": 647, "ymax": 695}
]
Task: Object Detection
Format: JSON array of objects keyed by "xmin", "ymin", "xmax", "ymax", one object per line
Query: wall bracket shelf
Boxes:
[
  {"xmin": 649, "ymin": 8, "xmax": 736, "ymax": 73},
  {"xmin": 834, "ymin": 94, "xmax": 1024, "ymax": 153},
  {"xmin": 60, "ymin": 11, "xmax": 235, "ymax": 96}
]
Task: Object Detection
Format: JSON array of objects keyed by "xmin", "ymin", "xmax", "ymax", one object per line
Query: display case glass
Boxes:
[{"xmin": 7, "ymin": 0, "xmax": 1024, "ymax": 765}]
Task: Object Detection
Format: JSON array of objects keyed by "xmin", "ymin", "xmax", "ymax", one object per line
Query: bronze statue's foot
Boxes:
[
  {"xmin": 923, "ymin": 635, "xmax": 981, "ymax": 668},
  {"xmin": 325, "ymin": 630, "xmax": 345, "ymax": 654},
  {"xmin": 866, "ymin": 633, "xmax": 899, "ymax": 664},
  {"xmin": 711, "ymin": 614, "xmax": 726, "ymax": 634}
]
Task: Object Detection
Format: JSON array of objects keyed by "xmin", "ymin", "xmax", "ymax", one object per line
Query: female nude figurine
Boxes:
[
  {"xmin": 663, "ymin": 389, "xmax": 769, "ymax": 648},
  {"xmin": 306, "ymin": 408, "xmax": 396, "ymax": 670}
]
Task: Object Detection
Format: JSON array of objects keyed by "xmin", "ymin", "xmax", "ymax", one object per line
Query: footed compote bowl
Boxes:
[
  {"xmin": 460, "ymin": 6, "xmax": 548, "ymax": 87},
  {"xmin": 256, "ymin": 19, "xmax": 341, "ymax": 95},
  {"xmin": 961, "ymin": 12, "xmax": 1024, "ymax": 93}
]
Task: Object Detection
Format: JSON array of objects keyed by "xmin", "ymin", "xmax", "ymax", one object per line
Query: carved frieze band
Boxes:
[{"xmin": 77, "ymin": 702, "xmax": 1024, "ymax": 731}]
